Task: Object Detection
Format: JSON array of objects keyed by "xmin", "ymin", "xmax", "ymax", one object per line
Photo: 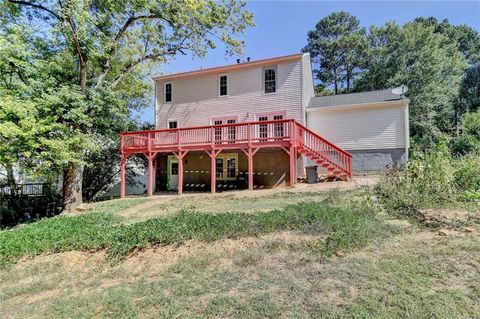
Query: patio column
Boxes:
[
  {"xmin": 147, "ymin": 153, "xmax": 154, "ymax": 196},
  {"xmin": 120, "ymin": 154, "xmax": 126, "ymax": 198},
  {"xmin": 211, "ymin": 152, "xmax": 216, "ymax": 194},
  {"xmin": 289, "ymin": 145, "xmax": 296, "ymax": 187},
  {"xmin": 248, "ymin": 149, "xmax": 254, "ymax": 190},
  {"xmin": 178, "ymin": 151, "xmax": 184, "ymax": 195}
]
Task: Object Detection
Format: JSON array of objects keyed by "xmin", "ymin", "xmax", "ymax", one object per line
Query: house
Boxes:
[{"xmin": 119, "ymin": 53, "xmax": 409, "ymax": 197}]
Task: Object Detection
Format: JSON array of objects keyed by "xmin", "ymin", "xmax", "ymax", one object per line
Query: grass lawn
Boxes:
[{"xmin": 1, "ymin": 188, "xmax": 479, "ymax": 318}]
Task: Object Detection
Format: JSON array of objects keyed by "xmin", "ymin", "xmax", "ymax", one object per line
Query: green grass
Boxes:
[{"xmin": 0, "ymin": 199, "xmax": 391, "ymax": 266}]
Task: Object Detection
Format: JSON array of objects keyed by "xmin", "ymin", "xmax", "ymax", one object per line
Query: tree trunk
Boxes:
[
  {"xmin": 80, "ymin": 60, "xmax": 87, "ymax": 94},
  {"xmin": 5, "ymin": 163, "xmax": 17, "ymax": 198},
  {"xmin": 63, "ymin": 161, "xmax": 83, "ymax": 211}
]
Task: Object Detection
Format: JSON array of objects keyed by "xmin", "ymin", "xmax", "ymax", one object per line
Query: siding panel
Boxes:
[
  {"xmin": 306, "ymin": 104, "xmax": 406, "ymax": 150},
  {"xmin": 155, "ymin": 60, "xmax": 303, "ymax": 129}
]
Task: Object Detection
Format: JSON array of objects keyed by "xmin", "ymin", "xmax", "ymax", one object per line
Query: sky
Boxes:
[{"xmin": 137, "ymin": 0, "xmax": 480, "ymax": 123}]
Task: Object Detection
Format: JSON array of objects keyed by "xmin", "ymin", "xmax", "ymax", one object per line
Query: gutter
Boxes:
[{"xmin": 306, "ymin": 99, "xmax": 407, "ymax": 112}]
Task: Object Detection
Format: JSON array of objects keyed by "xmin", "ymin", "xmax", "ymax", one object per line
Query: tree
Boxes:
[
  {"xmin": 353, "ymin": 21, "xmax": 467, "ymax": 143},
  {"xmin": 2, "ymin": 0, "xmax": 254, "ymax": 210},
  {"xmin": 303, "ymin": 11, "xmax": 367, "ymax": 94}
]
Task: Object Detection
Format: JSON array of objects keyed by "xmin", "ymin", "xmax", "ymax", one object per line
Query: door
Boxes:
[
  {"xmin": 212, "ymin": 116, "xmax": 237, "ymax": 144},
  {"xmin": 168, "ymin": 156, "xmax": 179, "ymax": 190},
  {"xmin": 255, "ymin": 112, "xmax": 286, "ymax": 141}
]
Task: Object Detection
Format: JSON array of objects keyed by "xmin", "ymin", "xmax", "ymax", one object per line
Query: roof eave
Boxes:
[
  {"xmin": 306, "ymin": 99, "xmax": 405, "ymax": 111},
  {"xmin": 152, "ymin": 53, "xmax": 304, "ymax": 81}
]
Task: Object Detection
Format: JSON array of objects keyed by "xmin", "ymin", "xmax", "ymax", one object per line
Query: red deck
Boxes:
[{"xmin": 120, "ymin": 119, "xmax": 352, "ymax": 197}]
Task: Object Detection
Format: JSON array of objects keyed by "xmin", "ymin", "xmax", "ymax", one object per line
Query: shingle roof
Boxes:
[{"xmin": 308, "ymin": 89, "xmax": 404, "ymax": 109}]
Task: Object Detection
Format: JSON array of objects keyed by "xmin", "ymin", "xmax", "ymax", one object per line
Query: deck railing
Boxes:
[
  {"xmin": 121, "ymin": 119, "xmax": 352, "ymax": 177},
  {"xmin": 122, "ymin": 119, "xmax": 296, "ymax": 151},
  {"xmin": 295, "ymin": 125, "xmax": 353, "ymax": 177}
]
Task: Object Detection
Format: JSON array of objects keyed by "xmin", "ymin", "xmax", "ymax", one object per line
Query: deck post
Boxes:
[
  {"xmin": 247, "ymin": 148, "xmax": 254, "ymax": 190},
  {"xmin": 289, "ymin": 145, "xmax": 296, "ymax": 187},
  {"xmin": 120, "ymin": 154, "xmax": 126, "ymax": 198},
  {"xmin": 147, "ymin": 153, "xmax": 154, "ymax": 196},
  {"xmin": 178, "ymin": 151, "xmax": 184, "ymax": 195},
  {"xmin": 210, "ymin": 151, "xmax": 216, "ymax": 194}
]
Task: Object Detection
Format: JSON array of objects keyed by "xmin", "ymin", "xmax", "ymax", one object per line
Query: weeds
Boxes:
[{"xmin": 0, "ymin": 200, "xmax": 391, "ymax": 266}]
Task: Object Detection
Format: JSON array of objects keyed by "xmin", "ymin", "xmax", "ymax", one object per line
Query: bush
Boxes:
[
  {"xmin": 454, "ymin": 153, "xmax": 480, "ymax": 201},
  {"xmin": 376, "ymin": 142, "xmax": 480, "ymax": 219}
]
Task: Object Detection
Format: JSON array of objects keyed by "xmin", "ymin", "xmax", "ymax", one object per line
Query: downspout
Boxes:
[{"xmin": 404, "ymin": 98, "xmax": 410, "ymax": 167}]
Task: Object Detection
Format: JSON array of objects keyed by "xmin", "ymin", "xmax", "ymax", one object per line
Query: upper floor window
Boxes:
[
  {"xmin": 164, "ymin": 82, "xmax": 172, "ymax": 103},
  {"xmin": 168, "ymin": 120, "xmax": 178, "ymax": 129},
  {"xmin": 219, "ymin": 74, "xmax": 228, "ymax": 96},
  {"xmin": 264, "ymin": 67, "xmax": 276, "ymax": 94}
]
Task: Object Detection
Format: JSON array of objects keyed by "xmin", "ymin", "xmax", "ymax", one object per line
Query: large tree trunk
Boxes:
[{"xmin": 63, "ymin": 161, "xmax": 83, "ymax": 211}]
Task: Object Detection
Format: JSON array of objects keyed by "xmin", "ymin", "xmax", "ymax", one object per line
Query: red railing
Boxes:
[
  {"xmin": 295, "ymin": 125, "xmax": 353, "ymax": 177},
  {"xmin": 121, "ymin": 119, "xmax": 352, "ymax": 177},
  {"xmin": 122, "ymin": 119, "xmax": 295, "ymax": 150}
]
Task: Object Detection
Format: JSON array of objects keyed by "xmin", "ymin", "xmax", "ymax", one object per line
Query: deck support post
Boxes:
[
  {"xmin": 147, "ymin": 153, "xmax": 155, "ymax": 196},
  {"xmin": 289, "ymin": 145, "xmax": 297, "ymax": 187},
  {"xmin": 247, "ymin": 149, "xmax": 254, "ymax": 190},
  {"xmin": 242, "ymin": 147, "xmax": 259, "ymax": 191},
  {"xmin": 120, "ymin": 154, "xmax": 126, "ymax": 198},
  {"xmin": 177, "ymin": 151, "xmax": 186, "ymax": 195},
  {"xmin": 207, "ymin": 149, "xmax": 221, "ymax": 194}
]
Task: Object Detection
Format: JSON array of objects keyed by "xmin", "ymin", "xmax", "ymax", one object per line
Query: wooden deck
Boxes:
[{"xmin": 120, "ymin": 119, "xmax": 352, "ymax": 197}]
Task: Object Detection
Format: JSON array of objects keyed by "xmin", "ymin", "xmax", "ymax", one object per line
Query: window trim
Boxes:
[
  {"xmin": 262, "ymin": 66, "xmax": 277, "ymax": 94},
  {"xmin": 164, "ymin": 81, "xmax": 172, "ymax": 103},
  {"xmin": 218, "ymin": 73, "xmax": 228, "ymax": 97}
]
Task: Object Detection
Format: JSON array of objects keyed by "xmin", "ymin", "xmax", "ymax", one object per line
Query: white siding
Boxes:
[
  {"xmin": 301, "ymin": 53, "xmax": 315, "ymax": 124},
  {"xmin": 306, "ymin": 103, "xmax": 407, "ymax": 150},
  {"xmin": 155, "ymin": 59, "xmax": 303, "ymax": 129}
]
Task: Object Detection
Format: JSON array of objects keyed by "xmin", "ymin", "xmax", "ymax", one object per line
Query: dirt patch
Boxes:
[{"xmin": 419, "ymin": 208, "xmax": 479, "ymax": 229}]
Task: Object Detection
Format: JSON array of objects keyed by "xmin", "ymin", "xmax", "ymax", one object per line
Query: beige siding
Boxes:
[
  {"xmin": 306, "ymin": 103, "xmax": 407, "ymax": 150},
  {"xmin": 155, "ymin": 59, "xmax": 303, "ymax": 129}
]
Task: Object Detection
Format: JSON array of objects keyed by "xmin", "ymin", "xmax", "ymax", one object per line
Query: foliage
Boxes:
[
  {"xmin": 375, "ymin": 143, "xmax": 480, "ymax": 219},
  {"xmin": 303, "ymin": 11, "xmax": 368, "ymax": 94},
  {"xmin": 0, "ymin": 200, "xmax": 389, "ymax": 266},
  {"xmin": 0, "ymin": 0, "xmax": 254, "ymax": 208}
]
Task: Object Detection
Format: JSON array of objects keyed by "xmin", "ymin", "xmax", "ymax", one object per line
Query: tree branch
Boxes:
[
  {"xmin": 94, "ymin": 14, "xmax": 179, "ymax": 89},
  {"xmin": 8, "ymin": 0, "xmax": 61, "ymax": 20}
]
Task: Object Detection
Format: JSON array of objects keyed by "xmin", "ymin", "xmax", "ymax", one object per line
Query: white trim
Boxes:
[
  {"xmin": 164, "ymin": 81, "xmax": 172, "ymax": 103},
  {"xmin": 167, "ymin": 118, "xmax": 179, "ymax": 129},
  {"xmin": 218, "ymin": 73, "xmax": 229, "ymax": 97},
  {"xmin": 253, "ymin": 110, "xmax": 287, "ymax": 121},
  {"xmin": 209, "ymin": 114, "xmax": 239, "ymax": 125},
  {"xmin": 306, "ymin": 100, "xmax": 405, "ymax": 112}
]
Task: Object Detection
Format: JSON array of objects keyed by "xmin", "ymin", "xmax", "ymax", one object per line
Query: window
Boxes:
[
  {"xmin": 264, "ymin": 67, "xmax": 276, "ymax": 94},
  {"xmin": 168, "ymin": 120, "xmax": 178, "ymax": 129},
  {"xmin": 219, "ymin": 74, "xmax": 228, "ymax": 96},
  {"xmin": 215, "ymin": 153, "xmax": 238, "ymax": 181},
  {"xmin": 164, "ymin": 82, "xmax": 172, "ymax": 103}
]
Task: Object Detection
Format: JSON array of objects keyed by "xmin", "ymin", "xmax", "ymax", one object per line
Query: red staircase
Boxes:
[{"xmin": 294, "ymin": 123, "xmax": 352, "ymax": 180}]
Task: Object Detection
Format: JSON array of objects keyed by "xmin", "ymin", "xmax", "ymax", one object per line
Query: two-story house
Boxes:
[{"xmin": 119, "ymin": 53, "xmax": 409, "ymax": 197}]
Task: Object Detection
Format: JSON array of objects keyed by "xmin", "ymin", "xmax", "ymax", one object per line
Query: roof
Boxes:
[
  {"xmin": 152, "ymin": 53, "xmax": 305, "ymax": 81},
  {"xmin": 307, "ymin": 89, "xmax": 405, "ymax": 109}
]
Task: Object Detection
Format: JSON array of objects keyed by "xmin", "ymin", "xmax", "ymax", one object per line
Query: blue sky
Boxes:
[{"xmin": 137, "ymin": 0, "xmax": 480, "ymax": 123}]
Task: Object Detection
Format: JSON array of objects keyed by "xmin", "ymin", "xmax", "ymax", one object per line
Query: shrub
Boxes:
[{"xmin": 376, "ymin": 144, "xmax": 480, "ymax": 218}]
